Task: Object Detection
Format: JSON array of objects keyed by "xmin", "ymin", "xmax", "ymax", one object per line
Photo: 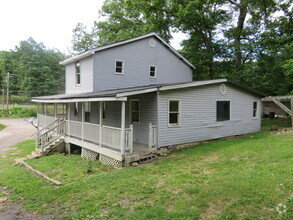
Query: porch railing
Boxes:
[
  {"xmin": 66, "ymin": 120, "xmax": 133, "ymax": 153},
  {"xmin": 37, "ymin": 113, "xmax": 58, "ymax": 128}
]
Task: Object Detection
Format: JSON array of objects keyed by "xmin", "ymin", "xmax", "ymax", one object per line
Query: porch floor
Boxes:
[{"xmin": 132, "ymin": 143, "xmax": 150, "ymax": 155}]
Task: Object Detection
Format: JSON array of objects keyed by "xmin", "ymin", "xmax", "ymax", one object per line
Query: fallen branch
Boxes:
[{"xmin": 19, "ymin": 161, "xmax": 62, "ymax": 185}]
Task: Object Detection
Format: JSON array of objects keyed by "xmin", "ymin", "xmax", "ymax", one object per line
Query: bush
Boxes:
[{"xmin": 0, "ymin": 104, "xmax": 37, "ymax": 118}]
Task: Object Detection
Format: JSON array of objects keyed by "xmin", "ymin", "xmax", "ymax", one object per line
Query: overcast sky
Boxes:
[{"xmin": 0, "ymin": 0, "xmax": 183, "ymax": 54}]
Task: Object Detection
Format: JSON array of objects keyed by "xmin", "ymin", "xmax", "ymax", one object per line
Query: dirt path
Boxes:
[
  {"xmin": 0, "ymin": 203, "xmax": 54, "ymax": 220},
  {"xmin": 0, "ymin": 118, "xmax": 37, "ymax": 152}
]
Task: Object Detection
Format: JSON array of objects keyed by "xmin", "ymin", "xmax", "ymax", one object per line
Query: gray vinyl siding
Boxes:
[
  {"xmin": 67, "ymin": 92, "xmax": 157, "ymax": 146},
  {"xmin": 65, "ymin": 56, "xmax": 93, "ymax": 94},
  {"xmin": 158, "ymin": 83, "xmax": 262, "ymax": 147},
  {"xmin": 93, "ymin": 37, "xmax": 192, "ymax": 91}
]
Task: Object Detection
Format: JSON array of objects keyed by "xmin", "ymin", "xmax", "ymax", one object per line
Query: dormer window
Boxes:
[
  {"xmin": 150, "ymin": 66, "xmax": 156, "ymax": 78},
  {"xmin": 75, "ymin": 61, "xmax": 81, "ymax": 86},
  {"xmin": 115, "ymin": 60, "xmax": 124, "ymax": 74}
]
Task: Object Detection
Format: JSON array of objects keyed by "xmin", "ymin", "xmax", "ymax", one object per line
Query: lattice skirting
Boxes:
[
  {"xmin": 81, "ymin": 148, "xmax": 99, "ymax": 161},
  {"xmin": 99, "ymin": 154, "xmax": 122, "ymax": 168}
]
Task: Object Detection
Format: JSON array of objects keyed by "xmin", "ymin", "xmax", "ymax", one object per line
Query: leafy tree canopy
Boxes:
[
  {"xmin": 72, "ymin": 0, "xmax": 292, "ymax": 96},
  {"xmin": 0, "ymin": 38, "xmax": 66, "ymax": 97}
]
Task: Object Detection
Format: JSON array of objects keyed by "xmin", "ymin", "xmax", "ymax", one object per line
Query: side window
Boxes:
[
  {"xmin": 150, "ymin": 66, "xmax": 156, "ymax": 78},
  {"xmin": 253, "ymin": 101, "xmax": 258, "ymax": 118},
  {"xmin": 217, "ymin": 101, "xmax": 230, "ymax": 121},
  {"xmin": 84, "ymin": 102, "xmax": 91, "ymax": 122},
  {"xmin": 169, "ymin": 100, "xmax": 180, "ymax": 126},
  {"xmin": 115, "ymin": 60, "xmax": 124, "ymax": 74},
  {"xmin": 75, "ymin": 61, "xmax": 81, "ymax": 85},
  {"xmin": 130, "ymin": 100, "xmax": 140, "ymax": 123}
]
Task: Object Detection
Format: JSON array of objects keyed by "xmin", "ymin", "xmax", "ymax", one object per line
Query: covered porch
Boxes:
[{"xmin": 32, "ymin": 89, "xmax": 159, "ymax": 165}]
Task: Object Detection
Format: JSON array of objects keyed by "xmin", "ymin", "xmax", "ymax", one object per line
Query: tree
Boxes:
[
  {"xmin": 71, "ymin": 0, "xmax": 293, "ymax": 95},
  {"xmin": 0, "ymin": 38, "xmax": 66, "ymax": 97}
]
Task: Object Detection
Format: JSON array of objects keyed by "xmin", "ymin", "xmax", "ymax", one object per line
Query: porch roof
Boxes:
[
  {"xmin": 31, "ymin": 79, "xmax": 264, "ymax": 103},
  {"xmin": 31, "ymin": 84, "xmax": 165, "ymax": 103}
]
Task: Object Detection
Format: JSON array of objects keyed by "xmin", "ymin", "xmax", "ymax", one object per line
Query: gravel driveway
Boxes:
[{"xmin": 0, "ymin": 118, "xmax": 37, "ymax": 152}]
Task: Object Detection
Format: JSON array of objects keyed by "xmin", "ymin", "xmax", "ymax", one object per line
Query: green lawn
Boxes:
[
  {"xmin": 262, "ymin": 118, "xmax": 292, "ymax": 131},
  {"xmin": 0, "ymin": 123, "xmax": 6, "ymax": 131},
  {"xmin": 0, "ymin": 122, "xmax": 292, "ymax": 219}
]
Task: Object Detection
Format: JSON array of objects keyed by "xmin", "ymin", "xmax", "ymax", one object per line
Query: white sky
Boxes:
[{"xmin": 0, "ymin": 0, "xmax": 184, "ymax": 54}]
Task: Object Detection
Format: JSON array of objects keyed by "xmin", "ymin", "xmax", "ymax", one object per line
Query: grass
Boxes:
[
  {"xmin": 0, "ymin": 121, "xmax": 292, "ymax": 219},
  {"xmin": 0, "ymin": 123, "xmax": 6, "ymax": 131},
  {"xmin": 261, "ymin": 118, "xmax": 292, "ymax": 131}
]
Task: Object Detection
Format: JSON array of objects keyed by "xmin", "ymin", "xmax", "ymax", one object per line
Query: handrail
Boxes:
[
  {"xmin": 34, "ymin": 117, "xmax": 59, "ymax": 137},
  {"xmin": 102, "ymin": 125, "xmax": 122, "ymax": 131},
  {"xmin": 36, "ymin": 120, "xmax": 66, "ymax": 154}
]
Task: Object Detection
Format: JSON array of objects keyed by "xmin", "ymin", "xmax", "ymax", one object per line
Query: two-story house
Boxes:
[{"xmin": 32, "ymin": 33, "xmax": 263, "ymax": 167}]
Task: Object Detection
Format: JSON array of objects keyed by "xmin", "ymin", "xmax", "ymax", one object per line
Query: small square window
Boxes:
[
  {"xmin": 150, "ymin": 66, "xmax": 156, "ymax": 78},
  {"xmin": 115, "ymin": 60, "xmax": 124, "ymax": 74}
]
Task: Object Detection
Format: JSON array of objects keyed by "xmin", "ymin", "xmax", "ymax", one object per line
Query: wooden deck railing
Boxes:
[
  {"xmin": 66, "ymin": 120, "xmax": 133, "ymax": 154},
  {"xmin": 37, "ymin": 114, "xmax": 134, "ymax": 154},
  {"xmin": 37, "ymin": 113, "xmax": 58, "ymax": 128}
]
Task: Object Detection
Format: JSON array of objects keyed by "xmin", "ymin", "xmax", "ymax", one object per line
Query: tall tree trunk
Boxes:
[{"xmin": 234, "ymin": 0, "xmax": 248, "ymax": 80}]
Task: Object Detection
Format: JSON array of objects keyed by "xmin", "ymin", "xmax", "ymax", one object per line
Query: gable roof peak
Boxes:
[{"xmin": 60, "ymin": 32, "xmax": 195, "ymax": 69}]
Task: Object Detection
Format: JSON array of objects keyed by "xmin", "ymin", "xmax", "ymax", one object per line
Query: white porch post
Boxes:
[
  {"xmin": 68, "ymin": 103, "xmax": 71, "ymax": 137},
  {"xmin": 148, "ymin": 123, "xmax": 152, "ymax": 150},
  {"xmin": 82, "ymin": 102, "xmax": 84, "ymax": 141},
  {"xmin": 99, "ymin": 101, "xmax": 103, "ymax": 147},
  {"xmin": 120, "ymin": 101, "xmax": 126, "ymax": 154}
]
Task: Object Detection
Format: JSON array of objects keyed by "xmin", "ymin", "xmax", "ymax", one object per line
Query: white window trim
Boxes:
[
  {"xmin": 252, "ymin": 100, "xmax": 259, "ymax": 119},
  {"xmin": 149, "ymin": 65, "xmax": 157, "ymax": 78},
  {"xmin": 168, "ymin": 99, "xmax": 181, "ymax": 127},
  {"xmin": 216, "ymin": 99, "xmax": 232, "ymax": 122},
  {"xmin": 130, "ymin": 99, "xmax": 140, "ymax": 124},
  {"xmin": 115, "ymin": 59, "xmax": 124, "ymax": 75},
  {"xmin": 75, "ymin": 61, "xmax": 81, "ymax": 86}
]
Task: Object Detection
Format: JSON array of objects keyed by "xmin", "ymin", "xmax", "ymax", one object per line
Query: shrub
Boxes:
[{"xmin": 0, "ymin": 105, "xmax": 37, "ymax": 117}]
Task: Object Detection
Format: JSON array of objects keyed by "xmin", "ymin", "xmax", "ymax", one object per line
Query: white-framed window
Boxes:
[
  {"xmin": 84, "ymin": 102, "xmax": 91, "ymax": 122},
  {"xmin": 130, "ymin": 99, "xmax": 140, "ymax": 123},
  {"xmin": 115, "ymin": 60, "xmax": 124, "ymax": 74},
  {"xmin": 150, "ymin": 66, "xmax": 156, "ymax": 78},
  {"xmin": 75, "ymin": 61, "xmax": 81, "ymax": 86},
  {"xmin": 253, "ymin": 101, "xmax": 258, "ymax": 119},
  {"xmin": 216, "ymin": 100, "xmax": 230, "ymax": 121},
  {"xmin": 74, "ymin": 102, "xmax": 79, "ymax": 116},
  {"xmin": 168, "ymin": 99, "xmax": 180, "ymax": 126}
]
